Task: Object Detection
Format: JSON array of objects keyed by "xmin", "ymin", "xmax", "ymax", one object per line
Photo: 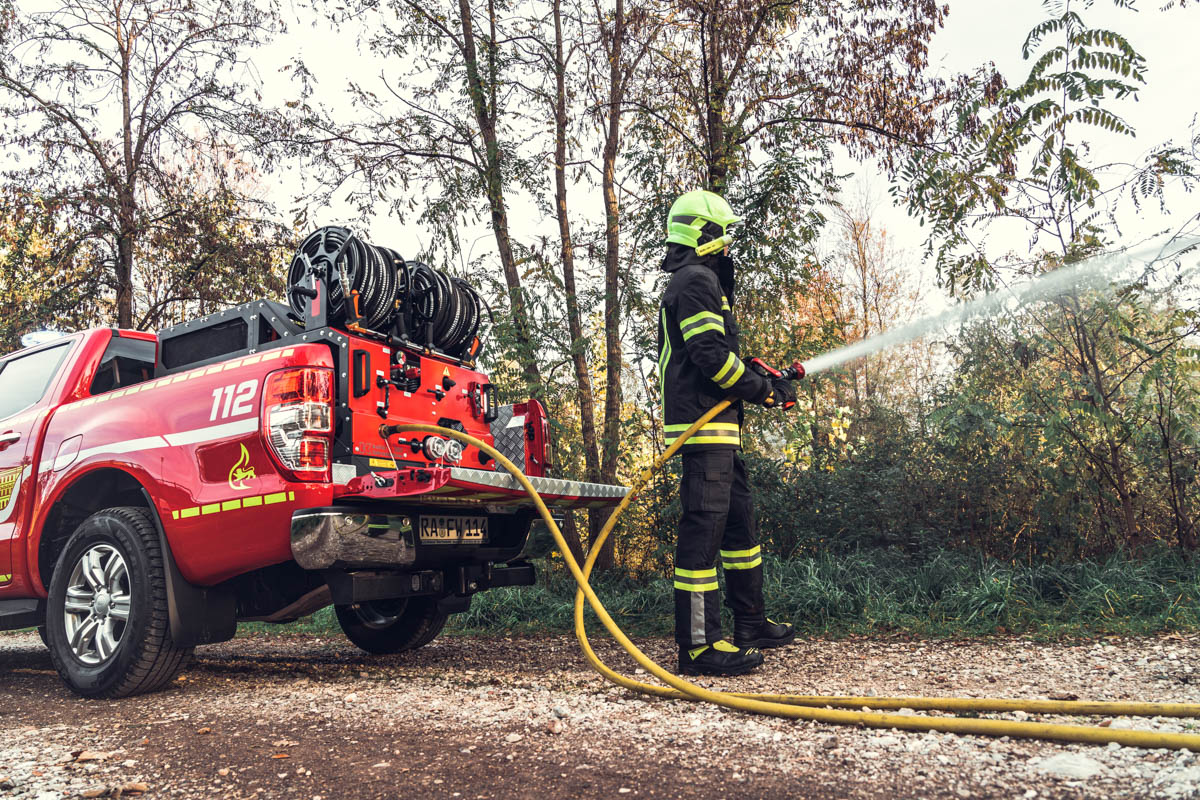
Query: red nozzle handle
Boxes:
[
  {"xmin": 749, "ymin": 358, "xmax": 806, "ymax": 381},
  {"xmin": 748, "ymin": 357, "xmax": 782, "ymax": 379}
]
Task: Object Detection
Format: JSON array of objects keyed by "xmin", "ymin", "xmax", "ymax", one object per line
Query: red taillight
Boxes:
[{"xmin": 262, "ymin": 367, "xmax": 333, "ymax": 482}]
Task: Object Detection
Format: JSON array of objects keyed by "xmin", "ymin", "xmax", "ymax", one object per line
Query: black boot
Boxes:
[
  {"xmin": 677, "ymin": 640, "xmax": 764, "ymax": 676},
  {"xmin": 733, "ymin": 617, "xmax": 796, "ymax": 649}
]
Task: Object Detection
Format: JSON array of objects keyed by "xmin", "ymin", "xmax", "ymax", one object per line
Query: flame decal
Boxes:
[{"xmin": 228, "ymin": 444, "xmax": 257, "ymax": 491}]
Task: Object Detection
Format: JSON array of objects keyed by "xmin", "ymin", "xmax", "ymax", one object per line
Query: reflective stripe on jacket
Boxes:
[{"xmin": 657, "ymin": 248, "xmax": 771, "ymax": 451}]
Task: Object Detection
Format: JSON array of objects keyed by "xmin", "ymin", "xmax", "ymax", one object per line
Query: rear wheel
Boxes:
[
  {"xmin": 45, "ymin": 507, "xmax": 192, "ymax": 697},
  {"xmin": 334, "ymin": 597, "xmax": 448, "ymax": 654}
]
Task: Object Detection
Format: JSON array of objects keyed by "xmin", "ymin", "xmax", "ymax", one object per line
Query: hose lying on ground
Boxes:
[{"xmin": 382, "ymin": 410, "xmax": 1200, "ymax": 751}]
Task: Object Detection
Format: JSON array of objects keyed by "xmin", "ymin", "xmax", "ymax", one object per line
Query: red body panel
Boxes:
[{"xmin": 28, "ymin": 339, "xmax": 336, "ymax": 589}]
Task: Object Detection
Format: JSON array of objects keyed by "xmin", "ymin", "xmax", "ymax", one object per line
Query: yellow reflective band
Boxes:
[
  {"xmin": 719, "ymin": 546, "xmax": 761, "ymax": 558},
  {"xmin": 716, "ymin": 358, "xmax": 745, "ymax": 389},
  {"xmin": 682, "ymin": 322, "xmax": 724, "ymax": 341},
  {"xmin": 0, "ymin": 574, "xmax": 11, "ymax": 583},
  {"xmin": 674, "ymin": 580, "xmax": 719, "ymax": 592},
  {"xmin": 658, "ymin": 308, "xmax": 673, "ymax": 402},
  {"xmin": 722, "ymin": 557, "xmax": 762, "ymax": 570},
  {"xmin": 172, "ymin": 490, "xmax": 293, "ymax": 520},
  {"xmin": 664, "ymin": 422, "xmax": 739, "ymax": 432},
  {"xmin": 712, "ymin": 352, "xmax": 739, "ymax": 384},
  {"xmin": 674, "ymin": 567, "xmax": 717, "ymax": 579},
  {"xmin": 679, "ymin": 310, "xmax": 722, "ymax": 329},
  {"xmin": 664, "ymin": 421, "xmax": 740, "ymax": 447},
  {"xmin": 721, "ymin": 295, "xmax": 731, "ymax": 311},
  {"xmin": 665, "ymin": 435, "xmax": 741, "ymax": 446}
]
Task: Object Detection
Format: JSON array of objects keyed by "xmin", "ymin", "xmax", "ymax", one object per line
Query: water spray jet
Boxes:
[{"xmin": 799, "ymin": 235, "xmax": 1200, "ymax": 377}]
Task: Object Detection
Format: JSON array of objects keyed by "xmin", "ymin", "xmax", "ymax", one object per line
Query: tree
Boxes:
[
  {"xmin": 0, "ymin": 0, "xmax": 287, "ymax": 330},
  {"xmin": 580, "ymin": 0, "xmax": 662, "ymax": 567},
  {"xmin": 900, "ymin": 0, "xmax": 1200, "ymax": 549},
  {"xmin": 0, "ymin": 190, "xmax": 104, "ymax": 350},
  {"xmin": 901, "ymin": 0, "xmax": 1199, "ymax": 290},
  {"xmin": 636, "ymin": 0, "xmax": 955, "ymax": 190},
  {"xmin": 824, "ymin": 188, "xmax": 928, "ymax": 412}
]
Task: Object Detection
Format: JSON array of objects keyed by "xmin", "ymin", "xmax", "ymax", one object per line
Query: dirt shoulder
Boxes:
[{"xmin": 1, "ymin": 631, "xmax": 1198, "ymax": 799}]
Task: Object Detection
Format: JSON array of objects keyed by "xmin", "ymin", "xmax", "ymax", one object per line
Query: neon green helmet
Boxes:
[{"xmin": 665, "ymin": 190, "xmax": 742, "ymax": 253}]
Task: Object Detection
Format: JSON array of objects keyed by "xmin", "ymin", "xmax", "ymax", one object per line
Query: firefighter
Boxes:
[{"xmin": 658, "ymin": 189, "xmax": 798, "ymax": 676}]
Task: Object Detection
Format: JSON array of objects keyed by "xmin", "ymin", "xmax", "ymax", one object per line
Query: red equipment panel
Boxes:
[{"xmin": 342, "ymin": 335, "xmax": 495, "ymax": 472}]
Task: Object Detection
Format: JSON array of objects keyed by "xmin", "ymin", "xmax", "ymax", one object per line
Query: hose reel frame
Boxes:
[{"xmin": 286, "ymin": 226, "xmax": 482, "ymax": 360}]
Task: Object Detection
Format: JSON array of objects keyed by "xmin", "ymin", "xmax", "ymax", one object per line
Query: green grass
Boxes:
[
  {"xmin": 448, "ymin": 549, "xmax": 1200, "ymax": 639},
  {"xmin": 237, "ymin": 549, "xmax": 1199, "ymax": 640}
]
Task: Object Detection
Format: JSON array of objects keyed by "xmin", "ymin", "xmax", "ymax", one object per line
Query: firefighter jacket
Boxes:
[{"xmin": 657, "ymin": 246, "xmax": 772, "ymax": 451}]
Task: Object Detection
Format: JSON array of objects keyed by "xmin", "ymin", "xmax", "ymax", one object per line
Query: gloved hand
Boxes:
[{"xmin": 762, "ymin": 378, "xmax": 797, "ymax": 410}]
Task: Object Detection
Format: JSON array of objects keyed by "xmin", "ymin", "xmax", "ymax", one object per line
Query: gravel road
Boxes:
[{"xmin": 1, "ymin": 630, "xmax": 1198, "ymax": 799}]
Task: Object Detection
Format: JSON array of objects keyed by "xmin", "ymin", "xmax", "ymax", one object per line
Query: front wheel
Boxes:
[
  {"xmin": 334, "ymin": 597, "xmax": 448, "ymax": 654},
  {"xmin": 45, "ymin": 507, "xmax": 192, "ymax": 698}
]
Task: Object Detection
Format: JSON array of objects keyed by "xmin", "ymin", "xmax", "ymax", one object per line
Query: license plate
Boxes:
[{"xmin": 417, "ymin": 515, "xmax": 488, "ymax": 544}]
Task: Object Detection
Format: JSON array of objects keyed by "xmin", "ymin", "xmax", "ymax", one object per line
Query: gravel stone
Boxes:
[{"xmin": 2, "ymin": 631, "xmax": 1198, "ymax": 798}]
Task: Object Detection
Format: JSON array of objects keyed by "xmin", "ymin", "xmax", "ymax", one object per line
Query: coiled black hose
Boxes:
[
  {"xmin": 407, "ymin": 261, "xmax": 481, "ymax": 356},
  {"xmin": 286, "ymin": 227, "xmax": 481, "ymax": 358}
]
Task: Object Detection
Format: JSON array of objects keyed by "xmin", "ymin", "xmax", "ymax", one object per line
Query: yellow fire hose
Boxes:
[{"xmin": 384, "ymin": 411, "xmax": 1200, "ymax": 751}]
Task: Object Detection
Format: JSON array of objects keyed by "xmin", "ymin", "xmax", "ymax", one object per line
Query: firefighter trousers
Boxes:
[{"xmin": 673, "ymin": 449, "xmax": 765, "ymax": 648}]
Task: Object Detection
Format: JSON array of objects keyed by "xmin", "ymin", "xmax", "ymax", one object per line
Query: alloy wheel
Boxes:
[{"xmin": 62, "ymin": 544, "xmax": 130, "ymax": 665}]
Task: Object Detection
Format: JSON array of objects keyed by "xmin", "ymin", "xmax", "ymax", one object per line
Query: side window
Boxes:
[
  {"xmin": 89, "ymin": 336, "xmax": 156, "ymax": 395},
  {"xmin": 0, "ymin": 343, "xmax": 71, "ymax": 420}
]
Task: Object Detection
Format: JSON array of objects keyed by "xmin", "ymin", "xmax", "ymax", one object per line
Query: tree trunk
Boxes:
[
  {"xmin": 702, "ymin": 9, "xmax": 729, "ymax": 191},
  {"xmin": 117, "ymin": 23, "xmax": 136, "ymax": 329},
  {"xmin": 115, "ymin": 226, "xmax": 135, "ymax": 329},
  {"xmin": 590, "ymin": 0, "xmax": 628, "ymax": 571},
  {"xmin": 1073, "ymin": 312, "xmax": 1140, "ymax": 547},
  {"xmin": 552, "ymin": 0, "xmax": 599, "ymax": 561},
  {"xmin": 458, "ymin": 0, "xmax": 543, "ymax": 396}
]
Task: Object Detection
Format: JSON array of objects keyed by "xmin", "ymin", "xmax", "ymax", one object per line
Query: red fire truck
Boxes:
[{"xmin": 0, "ymin": 228, "xmax": 624, "ymax": 697}]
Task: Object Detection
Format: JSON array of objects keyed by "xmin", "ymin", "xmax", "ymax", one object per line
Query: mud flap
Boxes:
[{"xmin": 141, "ymin": 489, "xmax": 237, "ymax": 647}]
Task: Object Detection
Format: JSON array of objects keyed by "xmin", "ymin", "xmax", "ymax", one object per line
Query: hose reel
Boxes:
[{"xmin": 286, "ymin": 226, "xmax": 482, "ymax": 359}]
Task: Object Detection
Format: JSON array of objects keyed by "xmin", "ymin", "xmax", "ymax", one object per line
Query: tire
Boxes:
[
  {"xmin": 334, "ymin": 597, "xmax": 448, "ymax": 655},
  {"xmin": 45, "ymin": 507, "xmax": 192, "ymax": 698},
  {"xmin": 37, "ymin": 625, "xmax": 49, "ymax": 649}
]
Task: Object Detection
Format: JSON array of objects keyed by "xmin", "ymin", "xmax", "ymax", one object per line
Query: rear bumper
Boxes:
[
  {"xmin": 289, "ymin": 504, "xmax": 536, "ymax": 570},
  {"xmin": 290, "ymin": 509, "xmax": 416, "ymax": 570}
]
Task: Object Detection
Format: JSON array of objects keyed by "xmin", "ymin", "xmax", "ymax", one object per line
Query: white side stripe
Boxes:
[
  {"xmin": 163, "ymin": 417, "xmax": 258, "ymax": 446},
  {"xmin": 42, "ymin": 418, "xmax": 261, "ymax": 473}
]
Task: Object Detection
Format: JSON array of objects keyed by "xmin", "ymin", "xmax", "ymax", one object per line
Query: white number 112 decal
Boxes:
[{"xmin": 209, "ymin": 380, "xmax": 259, "ymax": 421}]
